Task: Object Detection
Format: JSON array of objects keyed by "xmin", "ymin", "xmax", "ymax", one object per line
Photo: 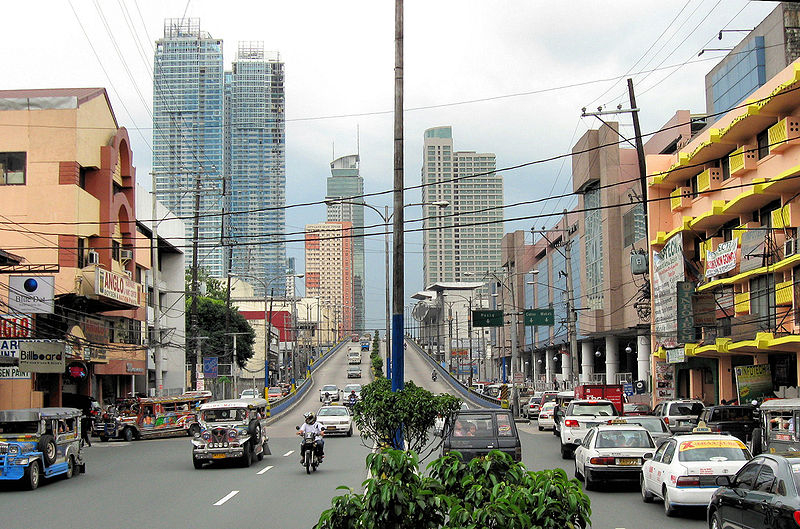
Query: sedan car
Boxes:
[
  {"xmin": 560, "ymin": 399, "xmax": 619, "ymax": 459},
  {"xmin": 319, "ymin": 384, "xmax": 340, "ymax": 402},
  {"xmin": 523, "ymin": 396, "xmax": 542, "ymax": 419},
  {"xmin": 624, "ymin": 403, "xmax": 652, "ymax": 416},
  {"xmin": 316, "ymin": 405, "xmax": 353, "ymax": 436},
  {"xmin": 347, "ymin": 365, "xmax": 362, "ymax": 378},
  {"xmin": 343, "ymin": 384, "xmax": 362, "ymax": 401},
  {"xmin": 574, "ymin": 422, "xmax": 656, "ymax": 490},
  {"xmin": 267, "ymin": 387, "xmax": 283, "ymax": 401},
  {"xmin": 708, "ymin": 453, "xmax": 800, "ymax": 529},
  {"xmin": 622, "ymin": 416, "xmax": 671, "ymax": 445},
  {"xmin": 537, "ymin": 401, "xmax": 558, "ymax": 431},
  {"xmin": 641, "ymin": 432, "xmax": 752, "ymax": 517},
  {"xmin": 239, "ymin": 389, "xmax": 258, "ymax": 399}
]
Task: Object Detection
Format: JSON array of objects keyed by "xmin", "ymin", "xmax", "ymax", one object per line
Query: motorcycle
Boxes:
[
  {"xmin": 296, "ymin": 426, "xmax": 322, "ymax": 474},
  {"xmin": 431, "ymin": 371, "xmax": 438, "ymax": 382}
]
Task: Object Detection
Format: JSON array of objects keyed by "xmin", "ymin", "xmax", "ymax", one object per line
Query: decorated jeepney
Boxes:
[
  {"xmin": 95, "ymin": 391, "xmax": 212, "ymax": 442},
  {"xmin": 191, "ymin": 398, "xmax": 271, "ymax": 468},
  {"xmin": 752, "ymin": 398, "xmax": 800, "ymax": 455}
]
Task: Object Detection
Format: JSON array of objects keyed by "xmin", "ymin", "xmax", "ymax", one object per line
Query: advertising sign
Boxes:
[
  {"xmin": 666, "ymin": 347, "xmax": 685, "ymax": 364},
  {"xmin": 8, "ymin": 276, "xmax": 54, "ymax": 314},
  {"xmin": 739, "ymin": 230, "xmax": 766, "ymax": 273},
  {"xmin": 654, "ymin": 361, "xmax": 675, "ymax": 401},
  {"xmin": 18, "ymin": 341, "xmax": 65, "ymax": 373},
  {"xmin": 95, "ymin": 268, "xmax": 139, "ymax": 307},
  {"xmin": 694, "ymin": 292, "xmax": 717, "ymax": 327},
  {"xmin": 676, "ymin": 281, "xmax": 695, "ymax": 343},
  {"xmin": 653, "ymin": 235, "xmax": 685, "ymax": 348},
  {"xmin": 705, "ymin": 239, "xmax": 738, "ymax": 278},
  {"xmin": 203, "ymin": 357, "xmax": 218, "ymax": 379},
  {"xmin": 0, "ymin": 315, "xmax": 32, "ymax": 379},
  {"xmin": 734, "ymin": 364, "xmax": 773, "ymax": 402},
  {"xmin": 450, "ymin": 348, "xmax": 468, "ymax": 357}
]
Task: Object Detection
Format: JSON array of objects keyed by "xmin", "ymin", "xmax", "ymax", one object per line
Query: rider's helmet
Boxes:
[
  {"xmin": 304, "ymin": 411, "xmax": 315, "ymax": 424},
  {"xmin": 350, "ymin": 390, "xmax": 356, "ymax": 395}
]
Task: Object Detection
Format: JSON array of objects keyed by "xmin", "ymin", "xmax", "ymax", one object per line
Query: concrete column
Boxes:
[
  {"xmin": 605, "ymin": 335, "xmax": 619, "ymax": 384},
  {"xmin": 561, "ymin": 347, "xmax": 572, "ymax": 381},
  {"xmin": 581, "ymin": 340, "xmax": 594, "ymax": 383},
  {"xmin": 636, "ymin": 332, "xmax": 650, "ymax": 385},
  {"xmin": 545, "ymin": 347, "xmax": 555, "ymax": 384}
]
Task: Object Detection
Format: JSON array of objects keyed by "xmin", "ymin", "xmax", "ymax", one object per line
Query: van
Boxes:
[{"xmin": 442, "ymin": 409, "xmax": 521, "ymax": 462}]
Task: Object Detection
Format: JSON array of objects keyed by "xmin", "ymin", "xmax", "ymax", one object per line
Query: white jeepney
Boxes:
[{"xmin": 191, "ymin": 398, "xmax": 271, "ymax": 469}]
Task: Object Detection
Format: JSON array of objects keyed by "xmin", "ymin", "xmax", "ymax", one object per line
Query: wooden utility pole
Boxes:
[
  {"xmin": 391, "ymin": 0, "xmax": 404, "ymax": 394},
  {"xmin": 150, "ymin": 180, "xmax": 162, "ymax": 397},
  {"xmin": 190, "ymin": 172, "xmax": 201, "ymax": 390}
]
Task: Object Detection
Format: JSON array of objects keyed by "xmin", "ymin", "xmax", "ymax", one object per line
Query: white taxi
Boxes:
[
  {"xmin": 560, "ymin": 399, "xmax": 619, "ymax": 459},
  {"xmin": 316, "ymin": 405, "xmax": 353, "ymax": 437},
  {"xmin": 537, "ymin": 401, "xmax": 557, "ymax": 431},
  {"xmin": 574, "ymin": 421, "xmax": 656, "ymax": 490},
  {"xmin": 640, "ymin": 426, "xmax": 752, "ymax": 517}
]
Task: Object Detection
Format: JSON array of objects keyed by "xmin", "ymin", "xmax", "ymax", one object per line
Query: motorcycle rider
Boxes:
[
  {"xmin": 431, "ymin": 369, "xmax": 438, "ymax": 381},
  {"xmin": 297, "ymin": 411, "xmax": 325, "ymax": 464},
  {"xmin": 347, "ymin": 390, "xmax": 358, "ymax": 407}
]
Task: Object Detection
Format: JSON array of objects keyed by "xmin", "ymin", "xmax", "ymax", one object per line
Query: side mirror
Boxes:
[
  {"xmin": 643, "ymin": 452, "xmax": 653, "ymax": 460},
  {"xmin": 295, "ymin": 425, "xmax": 300, "ymax": 431},
  {"xmin": 715, "ymin": 475, "xmax": 733, "ymax": 488},
  {"xmin": 574, "ymin": 439, "xmax": 582, "ymax": 447}
]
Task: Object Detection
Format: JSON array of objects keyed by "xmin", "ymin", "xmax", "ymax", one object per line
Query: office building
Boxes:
[
  {"xmin": 325, "ymin": 155, "xmax": 364, "ymax": 334},
  {"xmin": 225, "ymin": 42, "xmax": 286, "ymax": 293},
  {"xmin": 421, "ymin": 126, "xmax": 502, "ymax": 287},
  {"xmin": 153, "ymin": 18, "xmax": 225, "ymax": 278},
  {"xmin": 304, "ymin": 222, "xmax": 353, "ymax": 339}
]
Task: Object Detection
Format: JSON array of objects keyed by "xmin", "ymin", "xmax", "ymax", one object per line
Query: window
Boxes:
[
  {"xmin": 77, "ymin": 238, "xmax": 86, "ymax": 268},
  {"xmin": 662, "ymin": 441, "xmax": 676, "ymax": 464},
  {"xmin": 757, "ymin": 129, "xmax": 770, "ymax": 159},
  {"xmin": 112, "ymin": 241, "xmax": 121, "ymax": 262},
  {"xmin": 623, "ymin": 204, "xmax": 646, "ymax": 248},
  {"xmin": 0, "ymin": 152, "xmax": 26, "ymax": 185},
  {"xmin": 754, "ymin": 459, "xmax": 778, "ymax": 492},
  {"xmin": 652, "ymin": 440, "xmax": 668, "ymax": 463},
  {"xmin": 750, "ymin": 274, "xmax": 776, "ymax": 331},
  {"xmin": 720, "ymin": 155, "xmax": 731, "ymax": 181},
  {"xmin": 735, "ymin": 461, "xmax": 763, "ymax": 490}
]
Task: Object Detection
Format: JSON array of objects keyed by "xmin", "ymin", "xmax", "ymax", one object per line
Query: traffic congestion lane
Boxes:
[{"xmin": 0, "ymin": 343, "xmax": 374, "ymax": 529}]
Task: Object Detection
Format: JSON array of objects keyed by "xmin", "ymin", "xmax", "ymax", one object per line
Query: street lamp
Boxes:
[
  {"xmin": 325, "ymin": 198, "xmax": 448, "ymax": 378},
  {"xmin": 230, "ymin": 272, "xmax": 303, "ymax": 396}
]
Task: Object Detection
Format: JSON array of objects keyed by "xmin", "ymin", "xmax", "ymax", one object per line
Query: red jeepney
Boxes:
[{"xmin": 573, "ymin": 384, "xmax": 624, "ymax": 413}]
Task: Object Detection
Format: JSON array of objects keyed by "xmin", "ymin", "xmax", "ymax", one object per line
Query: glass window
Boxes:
[
  {"xmin": 652, "ymin": 440, "xmax": 668, "ymax": 463},
  {"xmin": 496, "ymin": 413, "xmax": 514, "ymax": 437},
  {"xmin": 678, "ymin": 439, "xmax": 750, "ymax": 462},
  {"xmin": 568, "ymin": 402, "xmax": 617, "ymax": 416},
  {"xmin": 754, "ymin": 459, "xmax": 778, "ymax": 492},
  {"xmin": 596, "ymin": 429, "xmax": 654, "ymax": 448},
  {"xmin": 662, "ymin": 441, "xmax": 676, "ymax": 464},
  {"xmin": 735, "ymin": 461, "xmax": 763, "ymax": 490},
  {"xmin": 757, "ymin": 129, "xmax": 770, "ymax": 160},
  {"xmin": 0, "ymin": 152, "xmax": 26, "ymax": 185},
  {"xmin": 668, "ymin": 402, "xmax": 704, "ymax": 416}
]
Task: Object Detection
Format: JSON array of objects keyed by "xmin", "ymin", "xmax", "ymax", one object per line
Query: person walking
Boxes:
[{"xmin": 80, "ymin": 414, "xmax": 92, "ymax": 447}]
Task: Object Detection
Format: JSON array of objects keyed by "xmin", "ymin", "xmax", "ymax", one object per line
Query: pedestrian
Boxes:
[{"xmin": 80, "ymin": 415, "xmax": 92, "ymax": 447}]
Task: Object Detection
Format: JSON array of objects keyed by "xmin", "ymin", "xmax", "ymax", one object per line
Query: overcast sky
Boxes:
[{"xmin": 4, "ymin": 0, "xmax": 779, "ymax": 331}]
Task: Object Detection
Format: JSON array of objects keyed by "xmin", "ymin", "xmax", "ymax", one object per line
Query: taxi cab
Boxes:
[
  {"xmin": 559, "ymin": 399, "xmax": 619, "ymax": 459},
  {"xmin": 316, "ymin": 404, "xmax": 353, "ymax": 437},
  {"xmin": 573, "ymin": 420, "xmax": 656, "ymax": 490},
  {"xmin": 640, "ymin": 423, "xmax": 752, "ymax": 517}
]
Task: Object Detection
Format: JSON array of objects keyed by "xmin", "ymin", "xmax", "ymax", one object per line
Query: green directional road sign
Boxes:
[
  {"xmin": 524, "ymin": 308, "xmax": 555, "ymax": 326},
  {"xmin": 471, "ymin": 309, "xmax": 504, "ymax": 327}
]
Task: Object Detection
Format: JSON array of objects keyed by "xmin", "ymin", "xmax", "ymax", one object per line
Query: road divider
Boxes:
[{"xmin": 213, "ymin": 490, "xmax": 239, "ymax": 506}]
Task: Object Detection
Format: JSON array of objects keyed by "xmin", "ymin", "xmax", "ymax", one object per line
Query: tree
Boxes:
[
  {"xmin": 372, "ymin": 331, "xmax": 380, "ymax": 354},
  {"xmin": 188, "ymin": 296, "xmax": 256, "ymax": 367},
  {"xmin": 315, "ymin": 449, "xmax": 591, "ymax": 529},
  {"xmin": 352, "ymin": 378, "xmax": 461, "ymax": 455},
  {"xmin": 185, "ymin": 267, "xmax": 226, "ymax": 301}
]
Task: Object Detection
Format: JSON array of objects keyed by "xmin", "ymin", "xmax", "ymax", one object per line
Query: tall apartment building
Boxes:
[
  {"xmin": 304, "ymin": 222, "xmax": 353, "ymax": 339},
  {"xmin": 421, "ymin": 126, "xmax": 502, "ymax": 287},
  {"xmin": 225, "ymin": 42, "xmax": 286, "ymax": 293},
  {"xmin": 153, "ymin": 18, "xmax": 225, "ymax": 278},
  {"xmin": 325, "ymin": 155, "xmax": 364, "ymax": 334}
]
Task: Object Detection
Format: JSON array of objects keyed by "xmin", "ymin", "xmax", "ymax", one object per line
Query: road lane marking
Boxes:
[
  {"xmin": 213, "ymin": 490, "xmax": 239, "ymax": 506},
  {"xmin": 257, "ymin": 465, "xmax": 274, "ymax": 475},
  {"xmin": 283, "ymin": 450, "xmax": 294, "ymax": 457}
]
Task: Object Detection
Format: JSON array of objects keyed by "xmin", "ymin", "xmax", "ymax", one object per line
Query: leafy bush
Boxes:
[
  {"xmin": 352, "ymin": 378, "xmax": 461, "ymax": 454},
  {"xmin": 371, "ymin": 353, "xmax": 383, "ymax": 375},
  {"xmin": 315, "ymin": 449, "xmax": 591, "ymax": 529}
]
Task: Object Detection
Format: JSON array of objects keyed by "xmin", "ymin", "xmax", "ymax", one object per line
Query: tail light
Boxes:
[
  {"xmin": 709, "ymin": 424, "xmax": 722, "ymax": 432},
  {"xmin": 793, "ymin": 510, "xmax": 800, "ymax": 526},
  {"xmin": 564, "ymin": 419, "xmax": 579, "ymax": 428},
  {"xmin": 540, "ymin": 413, "xmax": 550, "ymax": 418},
  {"xmin": 676, "ymin": 476, "xmax": 700, "ymax": 487},
  {"xmin": 589, "ymin": 457, "xmax": 616, "ymax": 465},
  {"xmin": 663, "ymin": 417, "xmax": 670, "ymax": 425}
]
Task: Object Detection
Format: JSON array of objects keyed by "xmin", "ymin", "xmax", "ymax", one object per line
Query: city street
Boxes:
[{"xmin": 0, "ymin": 342, "xmax": 708, "ymax": 529}]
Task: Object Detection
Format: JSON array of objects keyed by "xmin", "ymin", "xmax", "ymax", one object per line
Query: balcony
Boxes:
[
  {"xmin": 670, "ymin": 187, "xmax": 692, "ymax": 212},
  {"xmin": 768, "ymin": 116, "xmax": 800, "ymax": 154},
  {"xmin": 734, "ymin": 292, "xmax": 750, "ymax": 314},
  {"xmin": 697, "ymin": 167, "xmax": 722, "ymax": 193},
  {"xmin": 776, "ymin": 280, "xmax": 793, "ymax": 306},
  {"xmin": 729, "ymin": 145, "xmax": 757, "ymax": 177}
]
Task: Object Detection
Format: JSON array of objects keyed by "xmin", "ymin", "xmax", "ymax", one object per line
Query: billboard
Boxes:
[
  {"xmin": 0, "ymin": 315, "xmax": 32, "ymax": 379},
  {"xmin": 705, "ymin": 239, "xmax": 738, "ymax": 278},
  {"xmin": 95, "ymin": 268, "xmax": 139, "ymax": 307},
  {"xmin": 8, "ymin": 276, "xmax": 54, "ymax": 314},
  {"xmin": 653, "ymin": 235, "xmax": 684, "ymax": 348},
  {"xmin": 18, "ymin": 341, "xmax": 65, "ymax": 373},
  {"xmin": 734, "ymin": 364, "xmax": 773, "ymax": 402}
]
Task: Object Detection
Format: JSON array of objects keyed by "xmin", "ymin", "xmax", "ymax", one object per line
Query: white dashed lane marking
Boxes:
[
  {"xmin": 283, "ymin": 450, "xmax": 294, "ymax": 457},
  {"xmin": 213, "ymin": 490, "xmax": 239, "ymax": 506},
  {"xmin": 257, "ymin": 465, "xmax": 274, "ymax": 475}
]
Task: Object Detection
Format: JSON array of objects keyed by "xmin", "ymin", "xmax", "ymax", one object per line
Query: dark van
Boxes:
[
  {"xmin": 698, "ymin": 405, "xmax": 758, "ymax": 443},
  {"xmin": 442, "ymin": 409, "xmax": 521, "ymax": 462}
]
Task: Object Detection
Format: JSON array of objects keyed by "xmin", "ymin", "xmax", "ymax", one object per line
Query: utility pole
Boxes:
[
  {"xmin": 628, "ymin": 78, "xmax": 649, "ymax": 238},
  {"xmin": 266, "ymin": 290, "xmax": 273, "ymax": 390},
  {"xmin": 564, "ymin": 226, "xmax": 578, "ymax": 384},
  {"xmin": 468, "ymin": 297, "xmax": 474, "ymax": 388},
  {"xmin": 391, "ymin": 0, "xmax": 405, "ymax": 397},
  {"xmin": 190, "ymin": 172, "xmax": 201, "ymax": 390},
  {"xmin": 385, "ymin": 205, "xmax": 391, "ymax": 379},
  {"xmin": 150, "ymin": 181, "xmax": 162, "ymax": 397}
]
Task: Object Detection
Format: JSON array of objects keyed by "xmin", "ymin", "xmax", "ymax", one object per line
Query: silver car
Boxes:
[{"xmin": 654, "ymin": 399, "xmax": 704, "ymax": 434}]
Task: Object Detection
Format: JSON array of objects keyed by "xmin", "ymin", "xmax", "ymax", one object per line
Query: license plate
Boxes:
[
  {"xmin": 212, "ymin": 453, "xmax": 226, "ymax": 459},
  {"xmin": 326, "ymin": 426, "xmax": 336, "ymax": 431},
  {"xmin": 617, "ymin": 458, "xmax": 639, "ymax": 466}
]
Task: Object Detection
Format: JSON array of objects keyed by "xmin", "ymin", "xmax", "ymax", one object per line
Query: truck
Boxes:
[{"xmin": 573, "ymin": 384, "xmax": 624, "ymax": 414}]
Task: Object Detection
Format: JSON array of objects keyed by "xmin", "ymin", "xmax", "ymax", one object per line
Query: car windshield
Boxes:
[
  {"xmin": 678, "ymin": 439, "xmax": 750, "ymax": 462},
  {"xmin": 452, "ymin": 414, "xmax": 494, "ymax": 437},
  {"xmin": 322, "ymin": 386, "xmax": 337, "ymax": 392},
  {"xmin": 569, "ymin": 403, "xmax": 616, "ymax": 416},
  {"xmin": 202, "ymin": 408, "xmax": 248, "ymax": 423},
  {"xmin": 344, "ymin": 385, "xmax": 361, "ymax": 392},
  {"xmin": 318, "ymin": 407, "xmax": 348, "ymax": 417},
  {"xmin": 542, "ymin": 403, "xmax": 557, "ymax": 411},
  {"xmin": 596, "ymin": 430, "xmax": 653, "ymax": 448},
  {"xmin": 626, "ymin": 418, "xmax": 667, "ymax": 433},
  {"xmin": 669, "ymin": 402, "xmax": 704, "ymax": 416},
  {"xmin": 0, "ymin": 420, "xmax": 39, "ymax": 434}
]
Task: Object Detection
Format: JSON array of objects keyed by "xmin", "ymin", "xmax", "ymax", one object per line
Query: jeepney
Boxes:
[
  {"xmin": 752, "ymin": 398, "xmax": 800, "ymax": 455},
  {"xmin": 96, "ymin": 391, "xmax": 212, "ymax": 442},
  {"xmin": 0, "ymin": 407, "xmax": 86, "ymax": 490},
  {"xmin": 191, "ymin": 398, "xmax": 271, "ymax": 469}
]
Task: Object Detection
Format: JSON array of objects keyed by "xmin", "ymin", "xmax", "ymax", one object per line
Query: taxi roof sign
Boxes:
[
  {"xmin": 608, "ymin": 419, "xmax": 628, "ymax": 424},
  {"xmin": 691, "ymin": 420, "xmax": 712, "ymax": 434}
]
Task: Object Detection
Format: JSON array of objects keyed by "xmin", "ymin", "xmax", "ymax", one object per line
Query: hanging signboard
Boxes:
[
  {"xmin": 8, "ymin": 276, "xmax": 54, "ymax": 314},
  {"xmin": 653, "ymin": 235, "xmax": 685, "ymax": 348},
  {"xmin": 739, "ymin": 230, "xmax": 766, "ymax": 273},
  {"xmin": 0, "ymin": 315, "xmax": 32, "ymax": 378},
  {"xmin": 705, "ymin": 239, "xmax": 738, "ymax": 278},
  {"xmin": 95, "ymin": 268, "xmax": 139, "ymax": 307},
  {"xmin": 666, "ymin": 347, "xmax": 685, "ymax": 364},
  {"xmin": 18, "ymin": 340, "xmax": 65, "ymax": 373},
  {"xmin": 694, "ymin": 292, "xmax": 717, "ymax": 327},
  {"xmin": 523, "ymin": 308, "xmax": 555, "ymax": 326},
  {"xmin": 734, "ymin": 364, "xmax": 773, "ymax": 402},
  {"xmin": 472, "ymin": 310, "xmax": 504, "ymax": 327},
  {"xmin": 676, "ymin": 281, "xmax": 695, "ymax": 343},
  {"xmin": 655, "ymin": 362, "xmax": 675, "ymax": 401}
]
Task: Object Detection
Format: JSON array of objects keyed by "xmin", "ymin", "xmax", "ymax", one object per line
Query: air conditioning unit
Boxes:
[
  {"xmin": 785, "ymin": 238, "xmax": 797, "ymax": 258},
  {"xmin": 87, "ymin": 250, "xmax": 99, "ymax": 265},
  {"xmin": 120, "ymin": 249, "xmax": 133, "ymax": 261}
]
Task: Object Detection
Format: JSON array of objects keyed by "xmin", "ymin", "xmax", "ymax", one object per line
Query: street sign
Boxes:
[
  {"xmin": 203, "ymin": 357, "xmax": 218, "ymax": 378},
  {"xmin": 623, "ymin": 383, "xmax": 634, "ymax": 396},
  {"xmin": 513, "ymin": 372, "xmax": 524, "ymax": 384},
  {"xmin": 523, "ymin": 308, "xmax": 554, "ymax": 326},
  {"xmin": 472, "ymin": 310, "xmax": 504, "ymax": 327}
]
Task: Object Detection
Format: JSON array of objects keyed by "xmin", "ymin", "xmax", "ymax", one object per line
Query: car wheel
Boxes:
[
  {"xmin": 193, "ymin": 457, "xmax": 203, "ymax": 469},
  {"xmin": 584, "ymin": 469, "xmax": 595, "ymax": 491},
  {"xmin": 538, "ymin": 425, "xmax": 544, "ymax": 431},
  {"xmin": 574, "ymin": 459, "xmax": 583, "ymax": 481},
  {"xmin": 663, "ymin": 486, "xmax": 677, "ymax": 517},
  {"xmin": 26, "ymin": 459, "xmax": 41, "ymax": 490},
  {"xmin": 241, "ymin": 442, "xmax": 252, "ymax": 468},
  {"xmin": 188, "ymin": 423, "xmax": 201, "ymax": 437},
  {"xmin": 122, "ymin": 428, "xmax": 134, "ymax": 442},
  {"xmin": 709, "ymin": 509, "xmax": 722, "ymax": 529},
  {"xmin": 640, "ymin": 474, "xmax": 654, "ymax": 503},
  {"xmin": 38, "ymin": 434, "xmax": 57, "ymax": 466},
  {"xmin": 560, "ymin": 443, "xmax": 572, "ymax": 460},
  {"xmin": 65, "ymin": 455, "xmax": 75, "ymax": 479},
  {"xmin": 750, "ymin": 428, "xmax": 763, "ymax": 456}
]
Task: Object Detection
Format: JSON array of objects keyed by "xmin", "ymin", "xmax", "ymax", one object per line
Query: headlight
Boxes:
[
  {"xmin": 13, "ymin": 458, "xmax": 29, "ymax": 465},
  {"xmin": 227, "ymin": 430, "xmax": 238, "ymax": 441},
  {"xmin": 8, "ymin": 445, "xmax": 20, "ymax": 456},
  {"xmin": 201, "ymin": 430, "xmax": 211, "ymax": 441}
]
